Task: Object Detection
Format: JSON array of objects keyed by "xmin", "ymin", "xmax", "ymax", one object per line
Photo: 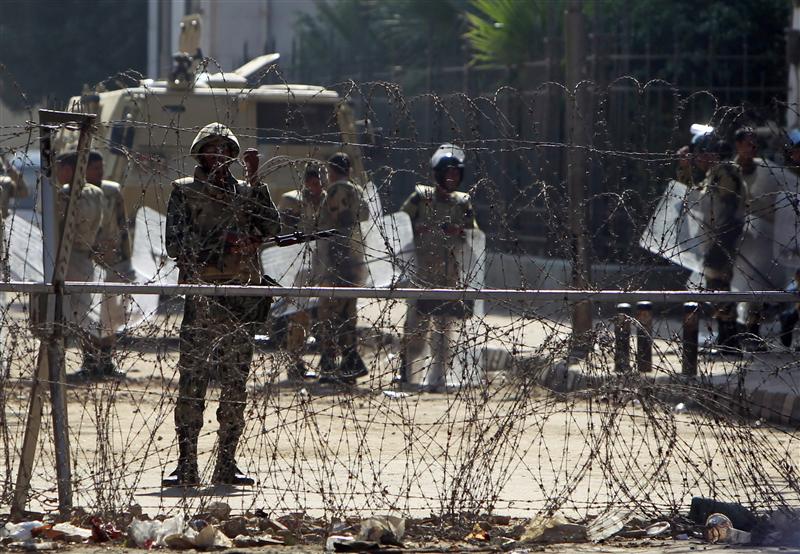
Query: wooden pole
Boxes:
[{"xmin": 12, "ymin": 110, "xmax": 96, "ymax": 519}]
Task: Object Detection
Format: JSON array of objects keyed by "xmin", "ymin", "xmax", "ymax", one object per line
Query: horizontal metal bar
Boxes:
[{"xmin": 1, "ymin": 281, "xmax": 799, "ymax": 303}]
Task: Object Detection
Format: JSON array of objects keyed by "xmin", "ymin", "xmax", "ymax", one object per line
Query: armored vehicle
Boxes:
[{"xmin": 62, "ymin": 14, "xmax": 367, "ymax": 222}]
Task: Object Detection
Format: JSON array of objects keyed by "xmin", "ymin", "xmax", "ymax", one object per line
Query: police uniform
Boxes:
[
  {"xmin": 316, "ymin": 176, "xmax": 368, "ymax": 378},
  {"xmin": 164, "ymin": 123, "xmax": 281, "ymax": 485},
  {"xmin": 701, "ymin": 160, "xmax": 746, "ymax": 346},
  {"xmin": 278, "ymin": 187, "xmax": 326, "ymax": 376},
  {"xmin": 82, "ymin": 179, "xmax": 134, "ymax": 373},
  {"xmin": 400, "ymin": 184, "xmax": 477, "ymax": 387},
  {"xmin": 61, "ymin": 181, "xmax": 105, "ymax": 339}
]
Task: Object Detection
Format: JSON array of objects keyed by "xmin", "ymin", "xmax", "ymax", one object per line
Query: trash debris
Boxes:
[
  {"xmin": 193, "ymin": 524, "xmax": 233, "ymax": 549},
  {"xmin": 357, "ymin": 515, "xmax": 405, "ymax": 545},
  {"xmin": 7, "ymin": 540, "xmax": 59, "ymax": 551},
  {"xmin": 1, "ymin": 521, "xmax": 46, "ymax": 542},
  {"xmin": 128, "ymin": 515, "xmax": 185, "ymax": 548},
  {"xmin": 521, "ymin": 513, "xmax": 587, "ymax": 544},
  {"xmin": 689, "ymin": 497, "xmax": 757, "ymax": 531},
  {"xmin": 220, "ymin": 516, "xmax": 247, "ymax": 538},
  {"xmin": 233, "ymin": 534, "xmax": 284, "ymax": 547},
  {"xmin": 382, "ymin": 390, "xmax": 411, "ymax": 399},
  {"xmin": 586, "ymin": 510, "xmax": 632, "ymax": 542},
  {"xmin": 645, "ymin": 521, "xmax": 671, "ymax": 537},
  {"xmin": 207, "ymin": 501, "xmax": 231, "ymax": 520},
  {"xmin": 91, "ymin": 517, "xmax": 123, "ymax": 542},
  {"xmin": 704, "ymin": 513, "xmax": 751, "ymax": 544},
  {"xmin": 464, "ymin": 522, "xmax": 491, "ymax": 542},
  {"xmin": 49, "ymin": 522, "xmax": 92, "ymax": 542}
]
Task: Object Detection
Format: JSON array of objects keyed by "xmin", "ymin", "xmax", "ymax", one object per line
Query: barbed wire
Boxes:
[{"xmin": 0, "ymin": 64, "xmax": 800, "ymax": 548}]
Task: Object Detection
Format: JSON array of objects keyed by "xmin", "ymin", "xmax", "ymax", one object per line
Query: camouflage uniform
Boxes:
[
  {"xmin": 165, "ymin": 123, "xmax": 280, "ymax": 484},
  {"xmin": 0, "ymin": 172, "xmax": 27, "ymax": 366},
  {"xmin": 701, "ymin": 161, "xmax": 746, "ymax": 332},
  {"xmin": 676, "ymin": 163, "xmax": 707, "ymax": 188},
  {"xmin": 278, "ymin": 187, "xmax": 326, "ymax": 372},
  {"xmin": 400, "ymin": 184, "xmax": 477, "ymax": 386},
  {"xmin": 316, "ymin": 177, "xmax": 368, "ymax": 375}
]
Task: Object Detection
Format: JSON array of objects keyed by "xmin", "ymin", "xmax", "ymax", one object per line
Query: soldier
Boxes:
[
  {"xmin": 53, "ymin": 152, "xmax": 106, "ymax": 364},
  {"xmin": 396, "ymin": 144, "xmax": 478, "ymax": 390},
  {"xmin": 316, "ymin": 152, "xmax": 369, "ymax": 384},
  {"xmin": 163, "ymin": 123, "xmax": 281, "ymax": 486},
  {"xmin": 277, "ymin": 164, "xmax": 325, "ymax": 381},
  {"xmin": 0, "ymin": 155, "xmax": 28, "ymax": 275},
  {"xmin": 779, "ymin": 130, "xmax": 800, "ymax": 347},
  {"xmin": 0, "ymin": 156, "xmax": 28, "ymax": 367},
  {"xmin": 83, "ymin": 150, "xmax": 134, "ymax": 377},
  {"xmin": 699, "ymin": 135, "xmax": 747, "ymax": 354}
]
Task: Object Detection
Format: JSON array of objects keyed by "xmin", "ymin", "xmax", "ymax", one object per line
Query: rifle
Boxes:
[{"xmin": 223, "ymin": 228, "xmax": 339, "ymax": 251}]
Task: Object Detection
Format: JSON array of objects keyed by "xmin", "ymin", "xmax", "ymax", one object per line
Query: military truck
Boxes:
[{"xmin": 62, "ymin": 14, "xmax": 368, "ymax": 222}]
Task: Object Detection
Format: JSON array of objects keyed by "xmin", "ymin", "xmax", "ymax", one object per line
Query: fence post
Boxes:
[
  {"xmin": 614, "ymin": 303, "xmax": 631, "ymax": 372},
  {"xmin": 682, "ymin": 302, "xmax": 699, "ymax": 377},
  {"xmin": 635, "ymin": 301, "xmax": 653, "ymax": 373}
]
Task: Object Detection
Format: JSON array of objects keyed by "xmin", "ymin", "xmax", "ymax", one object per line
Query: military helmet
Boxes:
[
  {"xmin": 430, "ymin": 143, "xmax": 465, "ymax": 185},
  {"xmin": 190, "ymin": 122, "xmax": 240, "ymax": 161}
]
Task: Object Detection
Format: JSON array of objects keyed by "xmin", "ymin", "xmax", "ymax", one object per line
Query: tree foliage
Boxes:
[{"xmin": 0, "ymin": 0, "xmax": 147, "ymax": 110}]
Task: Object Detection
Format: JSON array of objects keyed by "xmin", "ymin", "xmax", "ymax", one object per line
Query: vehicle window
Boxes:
[{"xmin": 256, "ymin": 102, "xmax": 341, "ymax": 145}]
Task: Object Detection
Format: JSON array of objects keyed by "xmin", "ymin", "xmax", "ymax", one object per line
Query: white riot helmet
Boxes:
[{"xmin": 430, "ymin": 143, "xmax": 465, "ymax": 188}]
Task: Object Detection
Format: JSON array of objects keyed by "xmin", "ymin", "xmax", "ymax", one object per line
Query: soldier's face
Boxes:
[
  {"xmin": 736, "ymin": 136, "xmax": 757, "ymax": 161},
  {"xmin": 305, "ymin": 175, "xmax": 322, "ymax": 196},
  {"xmin": 56, "ymin": 163, "xmax": 73, "ymax": 185},
  {"xmin": 440, "ymin": 167, "xmax": 461, "ymax": 192},
  {"xmin": 86, "ymin": 160, "xmax": 104, "ymax": 185},
  {"xmin": 199, "ymin": 140, "xmax": 234, "ymax": 172}
]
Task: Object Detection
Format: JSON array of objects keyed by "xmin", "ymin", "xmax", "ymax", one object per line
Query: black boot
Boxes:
[
  {"xmin": 317, "ymin": 353, "xmax": 339, "ymax": 384},
  {"xmin": 742, "ymin": 323, "xmax": 767, "ymax": 352},
  {"xmin": 780, "ymin": 310, "xmax": 799, "ymax": 348},
  {"xmin": 339, "ymin": 349, "xmax": 368, "ymax": 381},
  {"xmin": 212, "ymin": 437, "xmax": 254, "ymax": 486},
  {"xmin": 162, "ymin": 437, "xmax": 200, "ymax": 487},
  {"xmin": 714, "ymin": 319, "xmax": 742, "ymax": 356}
]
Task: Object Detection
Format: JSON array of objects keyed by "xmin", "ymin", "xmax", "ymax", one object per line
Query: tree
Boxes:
[{"xmin": 0, "ymin": 0, "xmax": 147, "ymax": 110}]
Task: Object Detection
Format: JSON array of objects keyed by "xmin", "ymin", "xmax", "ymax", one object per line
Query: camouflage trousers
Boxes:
[
  {"xmin": 175, "ymin": 294, "xmax": 267, "ymax": 461},
  {"xmin": 317, "ymin": 297, "xmax": 358, "ymax": 361},
  {"xmin": 706, "ymin": 275, "xmax": 736, "ymax": 323}
]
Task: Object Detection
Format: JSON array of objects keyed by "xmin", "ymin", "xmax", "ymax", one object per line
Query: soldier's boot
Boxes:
[
  {"xmin": 97, "ymin": 343, "xmax": 127, "ymax": 378},
  {"xmin": 162, "ymin": 436, "xmax": 200, "ymax": 487},
  {"xmin": 287, "ymin": 359, "xmax": 318, "ymax": 382},
  {"xmin": 392, "ymin": 355, "xmax": 409, "ymax": 386},
  {"xmin": 780, "ymin": 310, "xmax": 799, "ymax": 348},
  {"xmin": 712, "ymin": 319, "xmax": 742, "ymax": 356},
  {"xmin": 339, "ymin": 349, "xmax": 368, "ymax": 381},
  {"xmin": 742, "ymin": 322, "xmax": 768, "ymax": 352},
  {"xmin": 212, "ymin": 436, "xmax": 254, "ymax": 486},
  {"xmin": 317, "ymin": 352, "xmax": 339, "ymax": 384}
]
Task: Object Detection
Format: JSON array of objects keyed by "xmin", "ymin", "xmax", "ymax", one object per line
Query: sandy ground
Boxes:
[{"xmin": 1, "ymin": 297, "xmax": 800, "ymax": 552}]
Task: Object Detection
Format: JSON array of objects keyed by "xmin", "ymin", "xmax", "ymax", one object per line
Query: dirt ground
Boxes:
[{"xmin": 2, "ymin": 300, "xmax": 799, "ymax": 551}]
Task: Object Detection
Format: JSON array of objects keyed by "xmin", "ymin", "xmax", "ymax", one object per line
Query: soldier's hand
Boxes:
[
  {"xmin": 441, "ymin": 222, "xmax": 464, "ymax": 237},
  {"xmin": 243, "ymin": 148, "xmax": 260, "ymax": 183}
]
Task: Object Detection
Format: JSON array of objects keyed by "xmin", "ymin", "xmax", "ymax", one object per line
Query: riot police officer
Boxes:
[{"xmin": 397, "ymin": 144, "xmax": 478, "ymax": 390}]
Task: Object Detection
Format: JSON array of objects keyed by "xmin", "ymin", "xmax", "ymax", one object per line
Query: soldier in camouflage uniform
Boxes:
[
  {"xmin": 278, "ymin": 164, "xmax": 325, "ymax": 381},
  {"xmin": 0, "ymin": 156, "xmax": 28, "ymax": 276},
  {"xmin": 779, "ymin": 129, "xmax": 800, "ymax": 348},
  {"xmin": 0, "ymin": 157, "xmax": 28, "ymax": 367},
  {"xmin": 316, "ymin": 152, "xmax": 369, "ymax": 384},
  {"xmin": 53, "ymin": 152, "xmax": 106, "ymax": 364},
  {"xmin": 396, "ymin": 144, "xmax": 477, "ymax": 390},
  {"xmin": 699, "ymin": 136, "xmax": 747, "ymax": 354},
  {"xmin": 83, "ymin": 150, "xmax": 135, "ymax": 377},
  {"xmin": 164, "ymin": 123, "xmax": 281, "ymax": 486}
]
